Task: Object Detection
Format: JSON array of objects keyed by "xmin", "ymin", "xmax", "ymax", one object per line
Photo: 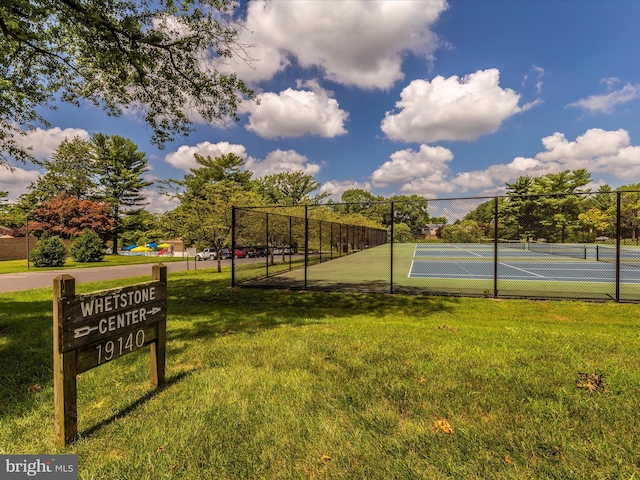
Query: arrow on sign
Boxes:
[
  {"xmin": 148, "ymin": 307, "xmax": 162, "ymax": 315},
  {"xmin": 74, "ymin": 325, "xmax": 99, "ymax": 338}
]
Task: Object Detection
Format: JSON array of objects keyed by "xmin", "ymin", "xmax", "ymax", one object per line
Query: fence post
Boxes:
[
  {"xmin": 304, "ymin": 205, "xmax": 308, "ymax": 290},
  {"xmin": 616, "ymin": 191, "xmax": 621, "ymax": 302},
  {"xmin": 390, "ymin": 201, "xmax": 394, "ymax": 294},
  {"xmin": 265, "ymin": 212, "xmax": 269, "ymax": 277},
  {"xmin": 53, "ymin": 275, "xmax": 78, "ymax": 446},
  {"xmin": 150, "ymin": 265, "xmax": 167, "ymax": 388},
  {"xmin": 289, "ymin": 216, "xmax": 293, "ymax": 271},
  {"xmin": 231, "ymin": 206, "xmax": 236, "ymax": 287},
  {"xmin": 494, "ymin": 196, "xmax": 499, "ymax": 298}
]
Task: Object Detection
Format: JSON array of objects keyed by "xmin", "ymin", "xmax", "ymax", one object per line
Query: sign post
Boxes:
[{"xmin": 53, "ymin": 265, "xmax": 167, "ymax": 446}]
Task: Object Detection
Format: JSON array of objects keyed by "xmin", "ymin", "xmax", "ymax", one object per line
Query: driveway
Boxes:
[{"xmin": 0, "ymin": 259, "xmax": 226, "ymax": 293}]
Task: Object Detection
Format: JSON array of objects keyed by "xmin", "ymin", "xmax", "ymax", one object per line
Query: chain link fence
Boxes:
[{"xmin": 232, "ymin": 192, "xmax": 640, "ymax": 302}]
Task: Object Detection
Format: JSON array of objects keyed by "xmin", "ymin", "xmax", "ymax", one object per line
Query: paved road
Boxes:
[{"xmin": 0, "ymin": 259, "xmax": 229, "ymax": 293}]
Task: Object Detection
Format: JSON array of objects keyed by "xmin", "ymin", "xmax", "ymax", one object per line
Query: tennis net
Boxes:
[
  {"xmin": 479, "ymin": 239, "xmax": 527, "ymax": 250},
  {"xmin": 528, "ymin": 241, "xmax": 587, "ymax": 259},
  {"xmin": 596, "ymin": 245, "xmax": 640, "ymax": 267}
]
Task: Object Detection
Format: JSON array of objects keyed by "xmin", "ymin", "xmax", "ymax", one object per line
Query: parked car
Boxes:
[
  {"xmin": 195, "ymin": 248, "xmax": 216, "ymax": 261},
  {"xmin": 244, "ymin": 248, "xmax": 263, "ymax": 258},
  {"xmin": 220, "ymin": 248, "xmax": 246, "ymax": 259}
]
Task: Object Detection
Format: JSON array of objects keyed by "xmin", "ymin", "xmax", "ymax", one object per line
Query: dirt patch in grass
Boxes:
[{"xmin": 576, "ymin": 372, "xmax": 605, "ymax": 392}]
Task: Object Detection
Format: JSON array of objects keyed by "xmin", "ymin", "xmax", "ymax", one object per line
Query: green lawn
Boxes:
[
  {"xmin": 0, "ymin": 254, "xmax": 186, "ymax": 275},
  {"xmin": 1, "ymin": 268, "xmax": 640, "ymax": 478}
]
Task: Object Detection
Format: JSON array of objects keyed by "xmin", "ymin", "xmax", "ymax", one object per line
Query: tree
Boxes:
[
  {"xmin": 616, "ymin": 184, "xmax": 640, "ymax": 242},
  {"xmin": 120, "ymin": 209, "xmax": 161, "ymax": 249},
  {"xmin": 70, "ymin": 230, "xmax": 105, "ymax": 262},
  {"xmin": 529, "ymin": 169, "xmax": 591, "ymax": 242},
  {"xmin": 1, "ymin": 0, "xmax": 255, "ymax": 167},
  {"xmin": 578, "ymin": 208, "xmax": 612, "ymax": 240},
  {"xmin": 166, "ymin": 152, "xmax": 260, "ymax": 272},
  {"xmin": 29, "ymin": 232, "xmax": 67, "ymax": 267},
  {"xmin": 389, "ymin": 194, "xmax": 429, "ymax": 233},
  {"xmin": 391, "ymin": 222, "xmax": 413, "ymax": 243},
  {"xmin": 441, "ymin": 220, "xmax": 483, "ymax": 243},
  {"xmin": 21, "ymin": 136, "xmax": 95, "ymax": 206},
  {"xmin": 91, "ymin": 134, "xmax": 152, "ymax": 251},
  {"xmin": 331, "ymin": 189, "xmax": 385, "ymax": 224},
  {"xmin": 29, "ymin": 194, "xmax": 115, "ymax": 239},
  {"xmin": 254, "ymin": 171, "xmax": 328, "ymax": 206}
]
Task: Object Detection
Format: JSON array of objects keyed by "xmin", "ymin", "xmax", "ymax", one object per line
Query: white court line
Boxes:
[
  {"xmin": 498, "ymin": 262, "xmax": 545, "ymax": 278},
  {"xmin": 452, "ymin": 245, "xmax": 484, "ymax": 258}
]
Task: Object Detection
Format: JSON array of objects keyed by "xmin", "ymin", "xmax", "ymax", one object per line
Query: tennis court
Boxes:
[
  {"xmin": 236, "ymin": 242, "xmax": 640, "ymax": 301},
  {"xmin": 409, "ymin": 243, "xmax": 640, "ymax": 284}
]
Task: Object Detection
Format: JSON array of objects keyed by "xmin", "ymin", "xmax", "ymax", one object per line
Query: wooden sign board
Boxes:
[{"xmin": 53, "ymin": 264, "xmax": 167, "ymax": 446}]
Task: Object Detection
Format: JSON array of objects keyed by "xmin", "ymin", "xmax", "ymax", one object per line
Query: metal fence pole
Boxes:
[
  {"xmin": 231, "ymin": 206, "xmax": 236, "ymax": 287},
  {"xmin": 616, "ymin": 191, "xmax": 621, "ymax": 302},
  {"xmin": 390, "ymin": 201, "xmax": 394, "ymax": 294},
  {"xmin": 289, "ymin": 216, "xmax": 293, "ymax": 271},
  {"xmin": 494, "ymin": 197, "xmax": 499, "ymax": 298},
  {"xmin": 319, "ymin": 220, "xmax": 323, "ymax": 263},
  {"xmin": 265, "ymin": 212, "xmax": 269, "ymax": 278},
  {"xmin": 304, "ymin": 205, "xmax": 308, "ymax": 290}
]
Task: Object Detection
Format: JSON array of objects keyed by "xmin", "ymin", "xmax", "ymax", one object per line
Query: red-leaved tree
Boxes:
[{"xmin": 30, "ymin": 194, "xmax": 115, "ymax": 239}]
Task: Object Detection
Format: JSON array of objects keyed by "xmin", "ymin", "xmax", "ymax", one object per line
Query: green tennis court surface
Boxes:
[{"xmin": 236, "ymin": 243, "xmax": 640, "ymax": 301}]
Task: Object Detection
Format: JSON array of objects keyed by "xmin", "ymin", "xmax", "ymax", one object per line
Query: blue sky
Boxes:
[{"xmin": 3, "ymin": 0, "xmax": 640, "ymax": 212}]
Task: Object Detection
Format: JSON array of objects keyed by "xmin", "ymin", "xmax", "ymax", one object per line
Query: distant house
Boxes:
[{"xmin": 419, "ymin": 223, "xmax": 446, "ymax": 238}]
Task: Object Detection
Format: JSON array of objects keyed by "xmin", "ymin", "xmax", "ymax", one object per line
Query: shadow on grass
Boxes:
[
  {"xmin": 79, "ymin": 369, "xmax": 197, "ymax": 441},
  {"xmin": 166, "ymin": 275, "xmax": 458, "ymax": 344},
  {"xmin": 0, "ymin": 273, "xmax": 458, "ymax": 422},
  {"xmin": 0, "ymin": 295, "xmax": 55, "ymax": 420}
]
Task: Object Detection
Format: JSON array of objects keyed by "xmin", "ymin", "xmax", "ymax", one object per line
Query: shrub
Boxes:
[
  {"xmin": 30, "ymin": 233, "xmax": 68, "ymax": 267},
  {"xmin": 70, "ymin": 230, "xmax": 105, "ymax": 262}
]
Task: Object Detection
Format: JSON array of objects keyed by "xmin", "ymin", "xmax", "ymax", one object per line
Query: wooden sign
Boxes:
[{"xmin": 53, "ymin": 264, "xmax": 167, "ymax": 446}]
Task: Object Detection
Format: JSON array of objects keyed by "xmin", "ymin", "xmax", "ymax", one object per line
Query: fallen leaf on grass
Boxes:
[
  {"xmin": 437, "ymin": 325, "xmax": 458, "ymax": 332},
  {"xmin": 576, "ymin": 372, "xmax": 604, "ymax": 392},
  {"xmin": 321, "ymin": 454, "xmax": 331, "ymax": 462},
  {"xmin": 433, "ymin": 418, "xmax": 453, "ymax": 434},
  {"xmin": 170, "ymin": 464, "xmax": 179, "ymax": 473},
  {"xmin": 27, "ymin": 384, "xmax": 41, "ymax": 394},
  {"xmin": 505, "ymin": 455, "xmax": 513, "ymax": 464},
  {"xmin": 157, "ymin": 446, "xmax": 164, "ymax": 453}
]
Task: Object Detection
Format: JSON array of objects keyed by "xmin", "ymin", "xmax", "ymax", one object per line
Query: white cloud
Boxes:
[
  {"xmin": 451, "ymin": 128, "xmax": 640, "ymax": 192},
  {"xmin": 243, "ymin": 85, "xmax": 348, "ymax": 139},
  {"xmin": 319, "ymin": 180, "xmax": 372, "ymax": 201},
  {"xmin": 568, "ymin": 82, "xmax": 640, "ymax": 114},
  {"xmin": 0, "ymin": 166, "xmax": 40, "ymax": 202},
  {"xmin": 229, "ymin": 0, "xmax": 448, "ymax": 89},
  {"xmin": 452, "ymin": 157, "xmax": 549, "ymax": 192},
  {"xmin": 14, "ymin": 127, "xmax": 90, "ymax": 160},
  {"xmin": 371, "ymin": 145, "xmax": 453, "ymax": 189},
  {"xmin": 142, "ymin": 187, "xmax": 180, "ymax": 214},
  {"xmin": 245, "ymin": 149, "xmax": 321, "ymax": 177},
  {"xmin": 381, "ymin": 69, "xmax": 525, "ymax": 143},
  {"xmin": 536, "ymin": 129, "xmax": 629, "ymax": 163},
  {"xmin": 164, "ymin": 141, "xmax": 248, "ymax": 172}
]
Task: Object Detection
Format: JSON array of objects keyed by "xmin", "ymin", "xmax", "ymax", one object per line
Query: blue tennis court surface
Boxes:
[{"xmin": 408, "ymin": 244, "xmax": 640, "ymax": 283}]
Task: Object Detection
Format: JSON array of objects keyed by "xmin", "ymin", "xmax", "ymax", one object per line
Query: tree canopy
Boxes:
[{"xmin": 0, "ymin": 0, "xmax": 254, "ymax": 166}]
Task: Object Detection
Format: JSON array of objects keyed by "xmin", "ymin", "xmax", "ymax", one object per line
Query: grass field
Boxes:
[
  {"xmin": 0, "ymin": 254, "xmax": 185, "ymax": 275},
  {"xmin": 1, "ymin": 267, "xmax": 640, "ymax": 478}
]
